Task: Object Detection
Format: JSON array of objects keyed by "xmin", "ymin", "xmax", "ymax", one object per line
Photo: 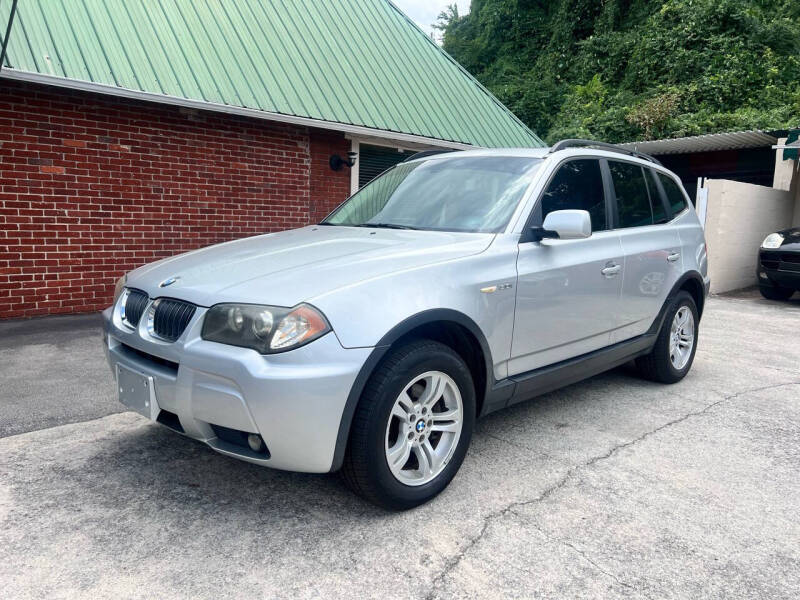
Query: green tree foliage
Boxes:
[{"xmin": 437, "ymin": 0, "xmax": 800, "ymax": 142}]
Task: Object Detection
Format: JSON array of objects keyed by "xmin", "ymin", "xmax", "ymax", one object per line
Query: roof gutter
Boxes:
[
  {"xmin": 0, "ymin": 0, "xmax": 19, "ymax": 73},
  {"xmin": 0, "ymin": 68, "xmax": 476, "ymax": 151}
]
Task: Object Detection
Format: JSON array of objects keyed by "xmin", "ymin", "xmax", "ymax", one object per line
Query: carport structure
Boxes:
[{"xmin": 623, "ymin": 129, "xmax": 800, "ymax": 293}]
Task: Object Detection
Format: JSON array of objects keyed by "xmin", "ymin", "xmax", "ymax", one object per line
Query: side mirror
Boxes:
[{"xmin": 539, "ymin": 209, "xmax": 592, "ymax": 241}]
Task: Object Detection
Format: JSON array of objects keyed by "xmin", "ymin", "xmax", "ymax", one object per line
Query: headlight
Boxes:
[
  {"xmin": 201, "ymin": 303, "xmax": 331, "ymax": 353},
  {"xmin": 761, "ymin": 233, "xmax": 784, "ymax": 249},
  {"xmin": 113, "ymin": 274, "xmax": 127, "ymax": 304}
]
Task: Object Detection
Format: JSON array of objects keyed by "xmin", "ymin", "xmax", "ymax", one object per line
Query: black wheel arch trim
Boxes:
[
  {"xmin": 648, "ymin": 270, "xmax": 707, "ymax": 336},
  {"xmin": 329, "ymin": 309, "xmax": 494, "ymax": 472}
]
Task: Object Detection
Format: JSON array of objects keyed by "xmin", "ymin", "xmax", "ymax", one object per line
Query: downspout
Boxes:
[{"xmin": 0, "ymin": 0, "xmax": 19, "ymax": 73}]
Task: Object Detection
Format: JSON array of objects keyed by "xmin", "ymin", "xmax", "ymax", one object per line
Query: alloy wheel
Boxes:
[
  {"xmin": 669, "ymin": 306, "xmax": 695, "ymax": 370},
  {"xmin": 384, "ymin": 370, "xmax": 463, "ymax": 486}
]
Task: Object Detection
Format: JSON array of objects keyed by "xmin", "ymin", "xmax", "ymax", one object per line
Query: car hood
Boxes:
[
  {"xmin": 776, "ymin": 227, "xmax": 800, "ymax": 247},
  {"xmin": 126, "ymin": 226, "xmax": 495, "ymax": 307}
]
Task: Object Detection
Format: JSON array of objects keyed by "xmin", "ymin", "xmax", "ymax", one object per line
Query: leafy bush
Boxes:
[{"xmin": 437, "ymin": 0, "xmax": 800, "ymax": 142}]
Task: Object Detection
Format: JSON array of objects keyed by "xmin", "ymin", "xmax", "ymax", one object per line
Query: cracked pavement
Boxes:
[{"xmin": 1, "ymin": 289, "xmax": 799, "ymax": 598}]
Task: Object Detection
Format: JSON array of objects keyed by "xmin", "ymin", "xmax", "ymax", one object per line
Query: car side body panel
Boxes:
[
  {"xmin": 673, "ymin": 208, "xmax": 710, "ymax": 295},
  {"xmin": 313, "ymin": 234, "xmax": 520, "ymax": 382},
  {"xmin": 614, "ymin": 223, "xmax": 684, "ymax": 342},
  {"xmin": 511, "ymin": 231, "xmax": 624, "ymax": 373}
]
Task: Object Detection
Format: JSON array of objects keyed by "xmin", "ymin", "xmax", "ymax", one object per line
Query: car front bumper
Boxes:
[
  {"xmin": 758, "ymin": 250, "xmax": 800, "ymax": 290},
  {"xmin": 102, "ymin": 306, "xmax": 371, "ymax": 473}
]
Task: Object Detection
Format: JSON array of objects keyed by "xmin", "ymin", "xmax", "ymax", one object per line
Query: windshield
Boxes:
[{"xmin": 322, "ymin": 156, "xmax": 542, "ymax": 233}]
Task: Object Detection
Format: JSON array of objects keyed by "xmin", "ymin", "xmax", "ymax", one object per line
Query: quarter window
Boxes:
[
  {"xmin": 609, "ymin": 161, "xmax": 653, "ymax": 228},
  {"xmin": 657, "ymin": 172, "xmax": 689, "ymax": 215},
  {"xmin": 539, "ymin": 159, "xmax": 606, "ymax": 232},
  {"xmin": 646, "ymin": 169, "xmax": 669, "ymax": 224}
]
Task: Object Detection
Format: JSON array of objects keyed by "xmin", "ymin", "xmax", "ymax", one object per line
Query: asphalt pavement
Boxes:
[
  {"xmin": 0, "ymin": 290, "xmax": 798, "ymax": 598},
  {"xmin": 0, "ymin": 313, "xmax": 121, "ymax": 438}
]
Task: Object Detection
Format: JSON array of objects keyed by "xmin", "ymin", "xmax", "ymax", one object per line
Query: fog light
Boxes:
[
  {"xmin": 759, "ymin": 271, "xmax": 768, "ymax": 279},
  {"xmin": 247, "ymin": 433, "xmax": 264, "ymax": 452}
]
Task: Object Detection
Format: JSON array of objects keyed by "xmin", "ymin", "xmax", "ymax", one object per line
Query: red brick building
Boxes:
[
  {"xmin": 0, "ymin": 1, "xmax": 541, "ymax": 318},
  {"xmin": 1, "ymin": 81, "xmax": 353, "ymax": 317}
]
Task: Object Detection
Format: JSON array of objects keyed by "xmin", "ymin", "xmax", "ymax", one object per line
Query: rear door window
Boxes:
[
  {"xmin": 657, "ymin": 172, "xmax": 689, "ymax": 215},
  {"xmin": 609, "ymin": 160, "xmax": 653, "ymax": 228},
  {"xmin": 646, "ymin": 169, "xmax": 670, "ymax": 224},
  {"xmin": 539, "ymin": 159, "xmax": 607, "ymax": 232}
]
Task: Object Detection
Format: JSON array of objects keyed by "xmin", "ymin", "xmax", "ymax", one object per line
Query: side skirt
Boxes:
[{"xmin": 484, "ymin": 333, "xmax": 657, "ymax": 414}]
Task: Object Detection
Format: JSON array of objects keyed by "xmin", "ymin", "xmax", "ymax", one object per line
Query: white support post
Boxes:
[{"xmin": 695, "ymin": 177, "xmax": 708, "ymax": 229}]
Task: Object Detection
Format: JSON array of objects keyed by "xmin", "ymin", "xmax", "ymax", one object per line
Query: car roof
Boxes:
[{"xmin": 407, "ymin": 146, "xmax": 674, "ymax": 174}]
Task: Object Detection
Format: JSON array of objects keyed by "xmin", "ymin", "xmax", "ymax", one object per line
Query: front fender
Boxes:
[{"xmin": 328, "ymin": 308, "xmax": 495, "ymax": 472}]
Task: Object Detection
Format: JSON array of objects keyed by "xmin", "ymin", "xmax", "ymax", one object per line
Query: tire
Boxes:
[
  {"xmin": 341, "ymin": 339, "xmax": 475, "ymax": 510},
  {"xmin": 636, "ymin": 291, "xmax": 699, "ymax": 384},
  {"xmin": 759, "ymin": 285, "xmax": 794, "ymax": 301}
]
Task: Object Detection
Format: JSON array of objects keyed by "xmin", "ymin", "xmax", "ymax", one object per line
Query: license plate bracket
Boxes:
[{"xmin": 117, "ymin": 364, "xmax": 158, "ymax": 420}]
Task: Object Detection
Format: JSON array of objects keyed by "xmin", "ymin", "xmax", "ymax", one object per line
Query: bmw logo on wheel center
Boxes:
[{"xmin": 415, "ymin": 419, "xmax": 426, "ymax": 433}]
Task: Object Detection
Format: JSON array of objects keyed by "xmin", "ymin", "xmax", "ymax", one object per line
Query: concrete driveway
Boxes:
[{"xmin": 1, "ymin": 291, "xmax": 798, "ymax": 599}]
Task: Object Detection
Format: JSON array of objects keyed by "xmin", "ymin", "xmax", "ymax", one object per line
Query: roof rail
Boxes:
[
  {"xmin": 404, "ymin": 149, "xmax": 459, "ymax": 162},
  {"xmin": 549, "ymin": 139, "xmax": 663, "ymax": 166}
]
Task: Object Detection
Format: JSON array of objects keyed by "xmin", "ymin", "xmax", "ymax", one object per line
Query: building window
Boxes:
[{"xmin": 358, "ymin": 144, "xmax": 416, "ymax": 188}]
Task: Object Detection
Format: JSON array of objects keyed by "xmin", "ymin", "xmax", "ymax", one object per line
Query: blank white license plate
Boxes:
[{"xmin": 117, "ymin": 364, "xmax": 156, "ymax": 419}]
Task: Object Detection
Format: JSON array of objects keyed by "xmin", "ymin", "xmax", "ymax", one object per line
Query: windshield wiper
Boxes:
[{"xmin": 356, "ymin": 223, "xmax": 419, "ymax": 230}]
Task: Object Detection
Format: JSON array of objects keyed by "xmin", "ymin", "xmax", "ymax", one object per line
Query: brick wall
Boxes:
[
  {"xmin": 309, "ymin": 130, "xmax": 352, "ymax": 223},
  {"xmin": 0, "ymin": 81, "xmax": 350, "ymax": 318}
]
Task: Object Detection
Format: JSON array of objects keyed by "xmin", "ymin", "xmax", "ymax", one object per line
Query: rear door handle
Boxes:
[
  {"xmin": 601, "ymin": 264, "xmax": 621, "ymax": 277},
  {"xmin": 667, "ymin": 252, "xmax": 680, "ymax": 262}
]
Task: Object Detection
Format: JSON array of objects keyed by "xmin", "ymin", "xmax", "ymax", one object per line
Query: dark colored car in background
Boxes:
[{"xmin": 758, "ymin": 227, "xmax": 800, "ymax": 300}]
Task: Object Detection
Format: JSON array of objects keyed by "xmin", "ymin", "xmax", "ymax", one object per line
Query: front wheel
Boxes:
[
  {"xmin": 759, "ymin": 284, "xmax": 794, "ymax": 301},
  {"xmin": 636, "ymin": 291, "xmax": 699, "ymax": 384},
  {"xmin": 341, "ymin": 340, "xmax": 475, "ymax": 510}
]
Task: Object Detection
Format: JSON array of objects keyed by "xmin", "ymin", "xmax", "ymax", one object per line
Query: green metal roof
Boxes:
[{"xmin": 0, "ymin": 0, "xmax": 543, "ymax": 148}]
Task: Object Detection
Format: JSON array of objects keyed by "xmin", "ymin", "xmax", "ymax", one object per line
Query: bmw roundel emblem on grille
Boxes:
[{"xmin": 159, "ymin": 276, "xmax": 180, "ymax": 288}]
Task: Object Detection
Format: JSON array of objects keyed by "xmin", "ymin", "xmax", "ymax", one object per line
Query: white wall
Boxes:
[
  {"xmin": 794, "ymin": 175, "xmax": 800, "ymax": 228},
  {"xmin": 773, "ymin": 138, "xmax": 796, "ymax": 192},
  {"xmin": 773, "ymin": 137, "xmax": 800, "ymax": 227},
  {"xmin": 703, "ymin": 179, "xmax": 795, "ymax": 294}
]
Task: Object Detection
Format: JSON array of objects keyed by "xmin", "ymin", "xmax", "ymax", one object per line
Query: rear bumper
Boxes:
[{"xmin": 102, "ymin": 307, "xmax": 371, "ymax": 473}]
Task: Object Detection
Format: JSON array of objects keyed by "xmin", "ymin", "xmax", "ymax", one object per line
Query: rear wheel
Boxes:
[
  {"xmin": 636, "ymin": 291, "xmax": 698, "ymax": 383},
  {"xmin": 759, "ymin": 285, "xmax": 794, "ymax": 301},
  {"xmin": 342, "ymin": 340, "xmax": 475, "ymax": 510}
]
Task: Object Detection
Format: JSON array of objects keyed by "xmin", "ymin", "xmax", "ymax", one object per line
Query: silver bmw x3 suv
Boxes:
[{"xmin": 103, "ymin": 140, "xmax": 709, "ymax": 509}]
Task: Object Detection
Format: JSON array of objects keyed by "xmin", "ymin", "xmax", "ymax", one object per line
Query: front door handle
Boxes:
[
  {"xmin": 667, "ymin": 252, "xmax": 680, "ymax": 262},
  {"xmin": 601, "ymin": 263, "xmax": 621, "ymax": 277}
]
